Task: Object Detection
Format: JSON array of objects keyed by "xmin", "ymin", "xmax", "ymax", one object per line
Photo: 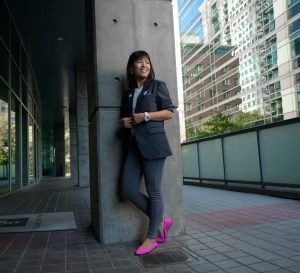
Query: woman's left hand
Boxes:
[{"xmin": 131, "ymin": 113, "xmax": 144, "ymax": 125}]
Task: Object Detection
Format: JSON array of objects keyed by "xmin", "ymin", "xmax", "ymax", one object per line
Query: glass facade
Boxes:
[
  {"xmin": 11, "ymin": 94, "xmax": 21, "ymax": 191},
  {"xmin": 0, "ymin": 0, "xmax": 41, "ymax": 196},
  {"xmin": 178, "ymin": 0, "xmax": 300, "ymax": 141},
  {"xmin": 0, "ymin": 81, "xmax": 9, "ymax": 194}
]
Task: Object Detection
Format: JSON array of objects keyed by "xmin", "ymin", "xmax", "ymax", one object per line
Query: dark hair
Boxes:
[{"xmin": 126, "ymin": 50, "xmax": 155, "ymax": 89}]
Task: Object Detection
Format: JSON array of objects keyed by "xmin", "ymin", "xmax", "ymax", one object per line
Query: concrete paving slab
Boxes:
[{"xmin": 1, "ymin": 180, "xmax": 300, "ymax": 273}]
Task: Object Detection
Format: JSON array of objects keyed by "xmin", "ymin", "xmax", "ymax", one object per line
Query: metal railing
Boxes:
[{"xmin": 181, "ymin": 117, "xmax": 300, "ymax": 188}]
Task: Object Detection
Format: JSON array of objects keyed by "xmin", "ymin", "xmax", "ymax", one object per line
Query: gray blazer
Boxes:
[{"xmin": 121, "ymin": 79, "xmax": 175, "ymax": 159}]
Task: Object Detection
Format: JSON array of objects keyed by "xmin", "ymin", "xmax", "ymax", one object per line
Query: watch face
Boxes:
[{"xmin": 144, "ymin": 112, "xmax": 150, "ymax": 121}]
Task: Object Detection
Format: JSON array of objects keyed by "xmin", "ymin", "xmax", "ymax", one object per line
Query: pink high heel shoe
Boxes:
[
  {"xmin": 156, "ymin": 218, "xmax": 173, "ymax": 243},
  {"xmin": 135, "ymin": 241, "xmax": 158, "ymax": 255}
]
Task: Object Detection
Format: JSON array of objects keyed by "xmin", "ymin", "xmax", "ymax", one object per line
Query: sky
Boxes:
[{"xmin": 178, "ymin": 0, "xmax": 204, "ymax": 32}]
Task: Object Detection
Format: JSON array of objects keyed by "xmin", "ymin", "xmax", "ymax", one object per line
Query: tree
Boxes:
[
  {"xmin": 186, "ymin": 111, "xmax": 264, "ymax": 140},
  {"xmin": 232, "ymin": 110, "xmax": 264, "ymax": 128},
  {"xmin": 195, "ymin": 112, "xmax": 237, "ymax": 138},
  {"xmin": 186, "ymin": 119, "xmax": 197, "ymax": 139},
  {"xmin": 0, "ymin": 112, "xmax": 9, "ymax": 165}
]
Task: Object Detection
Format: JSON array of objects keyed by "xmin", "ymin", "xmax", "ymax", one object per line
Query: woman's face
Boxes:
[{"xmin": 131, "ymin": 57, "xmax": 151, "ymax": 81}]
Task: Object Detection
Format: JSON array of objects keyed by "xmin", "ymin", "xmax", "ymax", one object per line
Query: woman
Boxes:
[{"xmin": 120, "ymin": 50, "xmax": 174, "ymax": 255}]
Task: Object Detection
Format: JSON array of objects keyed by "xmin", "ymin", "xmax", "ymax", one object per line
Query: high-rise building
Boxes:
[{"xmin": 178, "ymin": 0, "xmax": 300, "ymax": 140}]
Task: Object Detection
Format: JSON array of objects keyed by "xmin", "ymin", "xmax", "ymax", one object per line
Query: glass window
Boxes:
[
  {"xmin": 195, "ymin": 64, "xmax": 203, "ymax": 73},
  {"xmin": 0, "ymin": 41, "xmax": 9, "ymax": 83},
  {"xmin": 22, "ymin": 80, "xmax": 27, "ymax": 106},
  {"xmin": 223, "ymin": 79, "xmax": 230, "ymax": 86},
  {"xmin": 27, "ymin": 69, "xmax": 33, "ymax": 90},
  {"xmin": 288, "ymin": 0, "xmax": 300, "ymax": 19},
  {"xmin": 291, "ymin": 31, "xmax": 300, "ymax": 58},
  {"xmin": 21, "ymin": 47, "xmax": 28, "ymax": 81},
  {"xmin": 22, "ymin": 107, "xmax": 28, "ymax": 187},
  {"xmin": 11, "ymin": 25, "xmax": 20, "ymax": 67},
  {"xmin": 28, "ymin": 94, "xmax": 33, "ymax": 115},
  {"xmin": 0, "ymin": 80, "xmax": 9, "ymax": 194},
  {"xmin": 28, "ymin": 117, "xmax": 35, "ymax": 184},
  {"xmin": 0, "ymin": 0, "xmax": 9, "ymax": 47},
  {"xmin": 33, "ymin": 83, "xmax": 38, "ymax": 100},
  {"xmin": 183, "ymin": 76, "xmax": 190, "ymax": 85},
  {"xmin": 290, "ymin": 19, "xmax": 300, "ymax": 37},
  {"xmin": 292, "ymin": 56, "xmax": 300, "ymax": 69},
  {"xmin": 11, "ymin": 94, "xmax": 21, "ymax": 191},
  {"xmin": 210, "ymin": 89, "xmax": 216, "ymax": 97},
  {"xmin": 35, "ymin": 127, "xmax": 40, "ymax": 180},
  {"xmin": 185, "ymin": 102, "xmax": 191, "ymax": 111},
  {"xmin": 11, "ymin": 62, "xmax": 20, "ymax": 96}
]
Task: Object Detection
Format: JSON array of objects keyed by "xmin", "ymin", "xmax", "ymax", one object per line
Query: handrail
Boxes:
[{"xmin": 181, "ymin": 117, "xmax": 300, "ymax": 189}]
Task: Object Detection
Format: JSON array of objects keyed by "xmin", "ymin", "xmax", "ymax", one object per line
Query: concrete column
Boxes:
[
  {"xmin": 69, "ymin": 111, "xmax": 78, "ymax": 181},
  {"xmin": 75, "ymin": 65, "xmax": 90, "ymax": 187},
  {"xmin": 86, "ymin": 0, "xmax": 184, "ymax": 244},
  {"xmin": 54, "ymin": 123, "xmax": 65, "ymax": 176}
]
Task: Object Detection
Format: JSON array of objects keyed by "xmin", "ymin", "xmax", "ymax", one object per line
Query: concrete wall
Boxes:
[
  {"xmin": 86, "ymin": 0, "xmax": 184, "ymax": 244},
  {"xmin": 75, "ymin": 65, "xmax": 90, "ymax": 187},
  {"xmin": 69, "ymin": 111, "xmax": 79, "ymax": 181}
]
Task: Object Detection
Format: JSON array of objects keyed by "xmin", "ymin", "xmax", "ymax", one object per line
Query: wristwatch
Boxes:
[{"xmin": 144, "ymin": 112, "xmax": 150, "ymax": 122}]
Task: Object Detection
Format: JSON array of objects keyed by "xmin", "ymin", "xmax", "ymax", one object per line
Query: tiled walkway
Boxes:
[{"xmin": 0, "ymin": 178, "xmax": 300, "ymax": 273}]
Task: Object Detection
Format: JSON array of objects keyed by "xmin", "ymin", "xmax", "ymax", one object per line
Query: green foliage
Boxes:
[
  {"xmin": 186, "ymin": 111, "xmax": 264, "ymax": 140},
  {"xmin": 198, "ymin": 112, "xmax": 238, "ymax": 138},
  {"xmin": 232, "ymin": 110, "xmax": 264, "ymax": 128},
  {"xmin": 0, "ymin": 113, "xmax": 9, "ymax": 165}
]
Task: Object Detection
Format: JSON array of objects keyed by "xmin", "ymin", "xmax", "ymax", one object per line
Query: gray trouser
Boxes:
[{"xmin": 122, "ymin": 137, "xmax": 165, "ymax": 239}]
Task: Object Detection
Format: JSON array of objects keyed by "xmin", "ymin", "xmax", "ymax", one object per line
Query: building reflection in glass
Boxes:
[{"xmin": 178, "ymin": 0, "xmax": 300, "ymax": 141}]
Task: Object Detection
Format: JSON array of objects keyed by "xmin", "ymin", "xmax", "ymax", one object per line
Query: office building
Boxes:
[{"xmin": 179, "ymin": 0, "xmax": 300, "ymax": 140}]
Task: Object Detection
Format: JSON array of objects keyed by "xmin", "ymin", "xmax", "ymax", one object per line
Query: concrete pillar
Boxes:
[
  {"xmin": 86, "ymin": 0, "xmax": 184, "ymax": 244},
  {"xmin": 54, "ymin": 123, "xmax": 65, "ymax": 176},
  {"xmin": 75, "ymin": 65, "xmax": 90, "ymax": 187},
  {"xmin": 69, "ymin": 111, "xmax": 78, "ymax": 181}
]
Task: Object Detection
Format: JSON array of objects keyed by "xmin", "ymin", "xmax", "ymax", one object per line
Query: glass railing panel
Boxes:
[
  {"xmin": 223, "ymin": 132, "xmax": 261, "ymax": 182},
  {"xmin": 198, "ymin": 139, "xmax": 224, "ymax": 180},
  {"xmin": 260, "ymin": 122, "xmax": 300, "ymax": 185},
  {"xmin": 182, "ymin": 143, "xmax": 199, "ymax": 179}
]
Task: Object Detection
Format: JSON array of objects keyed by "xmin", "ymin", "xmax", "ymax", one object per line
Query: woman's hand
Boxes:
[
  {"xmin": 131, "ymin": 113, "xmax": 144, "ymax": 125},
  {"xmin": 120, "ymin": 117, "xmax": 133, "ymax": 128},
  {"xmin": 131, "ymin": 110, "xmax": 173, "ymax": 125}
]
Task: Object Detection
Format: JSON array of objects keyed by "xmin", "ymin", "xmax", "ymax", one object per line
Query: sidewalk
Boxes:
[{"xmin": 0, "ymin": 178, "xmax": 300, "ymax": 273}]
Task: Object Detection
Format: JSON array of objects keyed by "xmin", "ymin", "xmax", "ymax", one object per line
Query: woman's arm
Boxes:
[{"xmin": 131, "ymin": 110, "xmax": 173, "ymax": 125}]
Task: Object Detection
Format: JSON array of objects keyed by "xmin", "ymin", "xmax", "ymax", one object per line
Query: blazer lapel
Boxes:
[
  {"xmin": 135, "ymin": 79, "xmax": 153, "ymax": 113},
  {"xmin": 126, "ymin": 89, "xmax": 133, "ymax": 115}
]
